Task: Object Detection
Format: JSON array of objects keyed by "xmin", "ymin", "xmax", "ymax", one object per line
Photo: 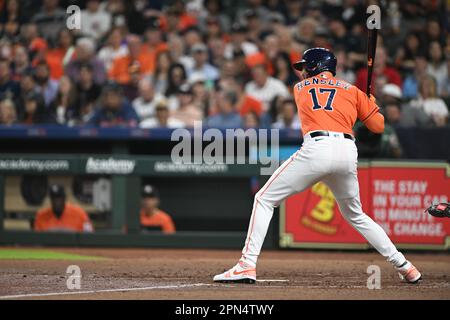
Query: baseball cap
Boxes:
[
  {"xmin": 382, "ymin": 84, "xmax": 402, "ymax": 99},
  {"xmin": 178, "ymin": 83, "xmax": 192, "ymax": 94},
  {"xmin": 49, "ymin": 184, "xmax": 66, "ymax": 198},
  {"xmin": 191, "ymin": 43, "xmax": 208, "ymax": 54},
  {"xmin": 142, "ymin": 185, "xmax": 159, "ymax": 198}
]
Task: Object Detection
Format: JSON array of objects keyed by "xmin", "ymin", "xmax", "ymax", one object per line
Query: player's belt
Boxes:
[{"xmin": 309, "ymin": 131, "xmax": 355, "ymax": 141}]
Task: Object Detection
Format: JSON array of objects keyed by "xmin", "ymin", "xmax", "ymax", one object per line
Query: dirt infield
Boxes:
[{"xmin": 0, "ymin": 247, "xmax": 449, "ymax": 300}]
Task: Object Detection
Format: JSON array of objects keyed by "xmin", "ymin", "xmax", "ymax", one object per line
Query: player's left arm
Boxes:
[{"xmin": 356, "ymin": 89, "xmax": 384, "ymax": 134}]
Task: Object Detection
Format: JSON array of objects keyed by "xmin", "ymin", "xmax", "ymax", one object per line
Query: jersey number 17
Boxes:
[{"xmin": 308, "ymin": 88, "xmax": 336, "ymax": 111}]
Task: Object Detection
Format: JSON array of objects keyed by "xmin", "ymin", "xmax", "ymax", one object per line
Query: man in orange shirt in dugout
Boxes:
[
  {"xmin": 140, "ymin": 185, "xmax": 175, "ymax": 234},
  {"xmin": 34, "ymin": 184, "xmax": 94, "ymax": 233}
]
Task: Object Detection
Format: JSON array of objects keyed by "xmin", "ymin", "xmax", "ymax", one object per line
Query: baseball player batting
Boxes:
[{"xmin": 213, "ymin": 48, "xmax": 422, "ymax": 284}]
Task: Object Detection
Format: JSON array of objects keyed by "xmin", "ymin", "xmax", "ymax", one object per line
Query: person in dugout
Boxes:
[
  {"xmin": 34, "ymin": 184, "xmax": 94, "ymax": 232},
  {"xmin": 140, "ymin": 184, "xmax": 176, "ymax": 234}
]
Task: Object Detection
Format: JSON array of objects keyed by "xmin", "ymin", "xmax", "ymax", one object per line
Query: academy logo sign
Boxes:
[{"xmin": 85, "ymin": 157, "xmax": 136, "ymax": 174}]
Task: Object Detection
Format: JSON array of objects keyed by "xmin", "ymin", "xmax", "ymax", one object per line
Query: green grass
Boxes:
[{"xmin": 0, "ymin": 249, "xmax": 107, "ymax": 261}]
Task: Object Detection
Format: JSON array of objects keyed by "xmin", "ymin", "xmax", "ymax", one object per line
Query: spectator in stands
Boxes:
[
  {"xmin": 80, "ymin": 0, "xmax": 112, "ymax": 41},
  {"xmin": 172, "ymin": 83, "xmax": 202, "ymax": 127},
  {"xmin": 0, "ymin": 98, "xmax": 17, "ymax": 125},
  {"xmin": 381, "ymin": 83, "xmax": 431, "ymax": 128},
  {"xmin": 206, "ymin": 90, "xmax": 241, "ymax": 128},
  {"xmin": 427, "ymin": 41, "xmax": 447, "ymax": 96},
  {"xmin": 140, "ymin": 100, "xmax": 184, "ymax": 129},
  {"xmin": 402, "ymin": 55, "xmax": 429, "ymax": 100},
  {"xmin": 74, "ymin": 64, "xmax": 102, "ymax": 124},
  {"xmin": 98, "ymin": 27, "xmax": 129, "ymax": 72},
  {"xmin": 335, "ymin": 47, "xmax": 356, "ymax": 84},
  {"xmin": 31, "ymin": 0, "xmax": 66, "ymax": 44},
  {"xmin": 0, "ymin": 0, "xmax": 23, "ymax": 41},
  {"xmin": 132, "ymin": 78, "xmax": 166, "ymax": 122},
  {"xmin": 242, "ymin": 110, "xmax": 261, "ymax": 129},
  {"xmin": 409, "ymin": 76, "xmax": 449, "ymax": 127},
  {"xmin": 49, "ymin": 75, "xmax": 77, "ymax": 125},
  {"xmin": 395, "ymin": 32, "xmax": 424, "ymax": 72},
  {"xmin": 108, "ymin": 34, "xmax": 153, "ymax": 84},
  {"xmin": 34, "ymin": 184, "xmax": 94, "ymax": 233},
  {"xmin": 88, "ymin": 83, "xmax": 139, "ymax": 127},
  {"xmin": 224, "ymin": 23, "xmax": 258, "ymax": 60},
  {"xmin": 0, "ymin": 58, "xmax": 19, "ymax": 100},
  {"xmin": 140, "ymin": 184, "xmax": 176, "ymax": 234},
  {"xmin": 187, "ymin": 43, "xmax": 219, "ymax": 83},
  {"xmin": 33, "ymin": 60, "xmax": 58, "ymax": 107},
  {"xmin": 151, "ymin": 50, "xmax": 172, "ymax": 95},
  {"xmin": 11, "ymin": 45, "xmax": 31, "ymax": 81},
  {"xmin": 65, "ymin": 37, "xmax": 106, "ymax": 85},
  {"xmin": 17, "ymin": 91, "xmax": 49, "ymax": 124},
  {"xmin": 273, "ymin": 51, "xmax": 297, "ymax": 88},
  {"xmin": 272, "ymin": 99, "xmax": 301, "ymax": 129},
  {"xmin": 191, "ymin": 76, "xmax": 210, "ymax": 113},
  {"xmin": 165, "ymin": 63, "xmax": 187, "ymax": 109},
  {"xmin": 142, "ymin": 18, "xmax": 168, "ymax": 76},
  {"xmin": 45, "ymin": 29, "xmax": 75, "ymax": 80},
  {"xmin": 245, "ymin": 63, "xmax": 289, "ymax": 112}
]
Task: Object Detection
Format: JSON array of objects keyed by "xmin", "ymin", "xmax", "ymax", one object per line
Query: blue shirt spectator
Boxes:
[{"xmin": 206, "ymin": 91, "xmax": 242, "ymax": 128}]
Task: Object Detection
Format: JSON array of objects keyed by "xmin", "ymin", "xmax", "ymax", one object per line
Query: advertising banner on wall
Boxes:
[{"xmin": 279, "ymin": 162, "xmax": 450, "ymax": 250}]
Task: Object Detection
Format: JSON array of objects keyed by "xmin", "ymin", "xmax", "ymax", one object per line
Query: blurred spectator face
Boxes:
[
  {"xmin": 21, "ymin": 24, "xmax": 39, "ymax": 44},
  {"xmin": 297, "ymin": 18, "xmax": 317, "ymax": 41},
  {"xmin": 79, "ymin": 65, "xmax": 94, "ymax": 84},
  {"xmin": 138, "ymin": 79, "xmax": 155, "ymax": 102},
  {"xmin": 243, "ymin": 111, "xmax": 259, "ymax": 128},
  {"xmin": 281, "ymin": 100, "xmax": 296, "ymax": 123},
  {"xmin": 14, "ymin": 46, "xmax": 29, "ymax": 67},
  {"xmin": 155, "ymin": 105, "xmax": 169, "ymax": 125},
  {"xmin": 419, "ymin": 77, "xmax": 437, "ymax": 99},
  {"xmin": 0, "ymin": 99, "xmax": 17, "ymax": 125},
  {"xmin": 170, "ymin": 65, "xmax": 186, "ymax": 86},
  {"xmin": 104, "ymin": 91, "xmax": 122, "ymax": 111},
  {"xmin": 58, "ymin": 29, "xmax": 73, "ymax": 48},
  {"xmin": 0, "ymin": 60, "xmax": 10, "ymax": 82},
  {"xmin": 109, "ymin": 28, "xmax": 123, "ymax": 48},
  {"xmin": 58, "ymin": 76, "xmax": 72, "ymax": 95},
  {"xmin": 263, "ymin": 35, "xmax": 280, "ymax": 59},
  {"xmin": 205, "ymin": 0, "xmax": 220, "ymax": 13},
  {"xmin": 385, "ymin": 103, "xmax": 401, "ymax": 124},
  {"xmin": 184, "ymin": 29, "xmax": 202, "ymax": 48},
  {"xmin": 25, "ymin": 98, "xmax": 38, "ymax": 115},
  {"xmin": 178, "ymin": 91, "xmax": 193, "ymax": 106},
  {"xmin": 127, "ymin": 36, "xmax": 142, "ymax": 58},
  {"xmin": 156, "ymin": 51, "xmax": 171, "ymax": 72},
  {"xmin": 217, "ymin": 91, "xmax": 236, "ymax": 114},
  {"xmin": 374, "ymin": 46, "xmax": 387, "ymax": 71},
  {"xmin": 87, "ymin": 0, "xmax": 100, "ymax": 12},
  {"xmin": 76, "ymin": 38, "xmax": 95, "ymax": 62},
  {"xmin": 193, "ymin": 48, "xmax": 208, "ymax": 65},
  {"xmin": 20, "ymin": 74, "xmax": 35, "ymax": 92},
  {"xmin": 34, "ymin": 63, "xmax": 50, "ymax": 85},
  {"xmin": 145, "ymin": 28, "xmax": 162, "ymax": 47},
  {"xmin": 427, "ymin": 21, "xmax": 440, "ymax": 40},
  {"xmin": 406, "ymin": 33, "xmax": 420, "ymax": 52},
  {"xmin": 251, "ymin": 65, "xmax": 268, "ymax": 87},
  {"xmin": 44, "ymin": 0, "xmax": 59, "ymax": 11},
  {"xmin": 221, "ymin": 60, "xmax": 236, "ymax": 78},
  {"xmin": 415, "ymin": 56, "xmax": 428, "ymax": 74},
  {"xmin": 329, "ymin": 20, "xmax": 346, "ymax": 37},
  {"xmin": 429, "ymin": 42, "xmax": 443, "ymax": 63}
]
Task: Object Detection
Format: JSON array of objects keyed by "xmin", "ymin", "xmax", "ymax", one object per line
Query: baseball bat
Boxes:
[{"xmin": 366, "ymin": 28, "xmax": 378, "ymax": 96}]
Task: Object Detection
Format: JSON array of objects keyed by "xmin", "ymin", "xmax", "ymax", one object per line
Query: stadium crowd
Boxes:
[{"xmin": 0, "ymin": 0, "xmax": 448, "ymax": 136}]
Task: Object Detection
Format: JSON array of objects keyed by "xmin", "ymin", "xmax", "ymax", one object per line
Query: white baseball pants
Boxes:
[{"xmin": 242, "ymin": 131, "xmax": 406, "ymax": 267}]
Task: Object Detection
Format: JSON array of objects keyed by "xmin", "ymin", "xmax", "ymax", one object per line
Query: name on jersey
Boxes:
[{"xmin": 297, "ymin": 78, "xmax": 351, "ymax": 90}]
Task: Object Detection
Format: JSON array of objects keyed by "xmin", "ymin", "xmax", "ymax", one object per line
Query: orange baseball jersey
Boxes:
[
  {"xmin": 140, "ymin": 209, "xmax": 176, "ymax": 234},
  {"xmin": 34, "ymin": 203, "xmax": 94, "ymax": 233},
  {"xmin": 293, "ymin": 73, "xmax": 380, "ymax": 135}
]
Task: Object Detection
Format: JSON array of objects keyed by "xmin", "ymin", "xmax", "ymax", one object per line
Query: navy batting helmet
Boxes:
[{"xmin": 293, "ymin": 48, "xmax": 337, "ymax": 77}]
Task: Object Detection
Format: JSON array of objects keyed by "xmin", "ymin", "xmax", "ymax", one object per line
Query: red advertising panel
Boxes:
[{"xmin": 280, "ymin": 162, "xmax": 450, "ymax": 250}]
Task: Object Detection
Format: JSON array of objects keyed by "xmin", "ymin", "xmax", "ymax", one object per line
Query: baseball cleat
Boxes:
[
  {"xmin": 213, "ymin": 261, "xmax": 256, "ymax": 284},
  {"xmin": 396, "ymin": 261, "xmax": 422, "ymax": 283}
]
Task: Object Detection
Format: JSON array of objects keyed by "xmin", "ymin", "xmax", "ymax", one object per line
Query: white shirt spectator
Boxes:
[
  {"xmin": 245, "ymin": 77, "xmax": 290, "ymax": 111},
  {"xmin": 272, "ymin": 118, "xmax": 301, "ymax": 129},
  {"xmin": 410, "ymin": 97, "xmax": 449, "ymax": 118},
  {"xmin": 224, "ymin": 42, "xmax": 259, "ymax": 59},
  {"xmin": 132, "ymin": 93, "xmax": 166, "ymax": 121},
  {"xmin": 427, "ymin": 64, "xmax": 448, "ymax": 96},
  {"xmin": 98, "ymin": 44, "xmax": 128, "ymax": 71},
  {"xmin": 81, "ymin": 8, "xmax": 112, "ymax": 40}
]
